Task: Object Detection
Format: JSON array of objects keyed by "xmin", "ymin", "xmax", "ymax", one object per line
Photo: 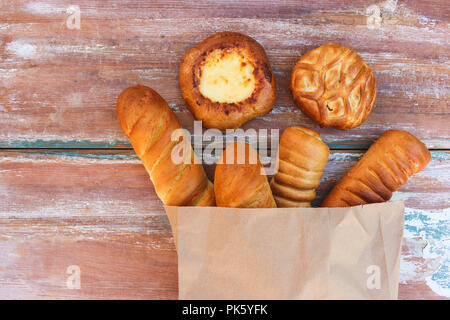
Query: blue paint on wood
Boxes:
[
  {"xmin": 404, "ymin": 208, "xmax": 450, "ymax": 297},
  {"xmin": 430, "ymin": 152, "xmax": 450, "ymax": 161},
  {"xmin": 0, "ymin": 139, "xmax": 373, "ymax": 150},
  {"xmin": 11, "ymin": 150, "xmax": 448, "ymax": 162},
  {"xmin": 22, "ymin": 150, "xmax": 139, "ymax": 160},
  {"xmin": 328, "ymin": 153, "xmax": 362, "ymax": 161},
  {"xmin": 323, "ymin": 140, "xmax": 372, "ymax": 149}
]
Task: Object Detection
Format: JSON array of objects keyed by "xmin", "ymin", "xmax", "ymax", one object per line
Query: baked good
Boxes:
[
  {"xmin": 321, "ymin": 130, "xmax": 430, "ymax": 207},
  {"xmin": 291, "ymin": 43, "xmax": 376, "ymax": 130},
  {"xmin": 116, "ymin": 85, "xmax": 215, "ymax": 206},
  {"xmin": 214, "ymin": 142, "xmax": 276, "ymax": 208},
  {"xmin": 179, "ymin": 32, "xmax": 276, "ymax": 130},
  {"xmin": 270, "ymin": 127, "xmax": 329, "ymax": 207}
]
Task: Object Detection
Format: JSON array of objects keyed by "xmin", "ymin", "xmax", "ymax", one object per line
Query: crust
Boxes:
[
  {"xmin": 290, "ymin": 43, "xmax": 376, "ymax": 130},
  {"xmin": 179, "ymin": 32, "xmax": 276, "ymax": 130}
]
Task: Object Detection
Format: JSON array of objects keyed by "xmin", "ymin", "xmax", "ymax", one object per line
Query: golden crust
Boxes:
[
  {"xmin": 214, "ymin": 142, "xmax": 276, "ymax": 208},
  {"xmin": 321, "ymin": 130, "xmax": 431, "ymax": 207},
  {"xmin": 291, "ymin": 43, "xmax": 376, "ymax": 130},
  {"xmin": 270, "ymin": 127, "xmax": 329, "ymax": 207},
  {"xmin": 180, "ymin": 32, "xmax": 276, "ymax": 130}
]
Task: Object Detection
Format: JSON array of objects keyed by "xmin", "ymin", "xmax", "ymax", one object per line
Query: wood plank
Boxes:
[
  {"xmin": 0, "ymin": 149, "xmax": 448, "ymax": 299},
  {"xmin": 0, "ymin": 1, "xmax": 448, "ymax": 148},
  {"xmin": 1, "ymin": 0, "xmax": 449, "ymax": 21}
]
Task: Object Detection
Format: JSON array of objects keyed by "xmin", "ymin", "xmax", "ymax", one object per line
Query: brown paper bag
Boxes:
[{"xmin": 165, "ymin": 201, "xmax": 404, "ymax": 300}]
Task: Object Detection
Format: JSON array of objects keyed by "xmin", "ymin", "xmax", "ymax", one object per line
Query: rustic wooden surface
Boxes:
[{"xmin": 0, "ymin": 0, "xmax": 449, "ymax": 299}]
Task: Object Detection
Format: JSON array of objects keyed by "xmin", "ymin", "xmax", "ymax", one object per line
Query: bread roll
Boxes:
[
  {"xmin": 117, "ymin": 85, "xmax": 215, "ymax": 206},
  {"xmin": 270, "ymin": 127, "xmax": 329, "ymax": 207},
  {"xmin": 291, "ymin": 43, "xmax": 376, "ymax": 130},
  {"xmin": 214, "ymin": 142, "xmax": 276, "ymax": 208},
  {"xmin": 321, "ymin": 130, "xmax": 430, "ymax": 207},
  {"xmin": 180, "ymin": 32, "xmax": 276, "ymax": 130}
]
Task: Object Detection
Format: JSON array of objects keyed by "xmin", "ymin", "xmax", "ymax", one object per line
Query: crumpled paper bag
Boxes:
[{"xmin": 165, "ymin": 201, "xmax": 404, "ymax": 300}]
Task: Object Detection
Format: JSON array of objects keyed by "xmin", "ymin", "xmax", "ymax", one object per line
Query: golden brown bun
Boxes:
[
  {"xmin": 321, "ymin": 130, "xmax": 430, "ymax": 207},
  {"xmin": 291, "ymin": 43, "xmax": 376, "ymax": 130},
  {"xmin": 180, "ymin": 32, "xmax": 276, "ymax": 130},
  {"xmin": 117, "ymin": 85, "xmax": 215, "ymax": 206},
  {"xmin": 270, "ymin": 127, "xmax": 329, "ymax": 207},
  {"xmin": 214, "ymin": 142, "xmax": 276, "ymax": 208}
]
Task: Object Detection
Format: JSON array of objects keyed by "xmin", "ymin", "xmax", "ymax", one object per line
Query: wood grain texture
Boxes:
[
  {"xmin": 0, "ymin": 0, "xmax": 448, "ymax": 148},
  {"xmin": 0, "ymin": 150, "xmax": 448, "ymax": 299}
]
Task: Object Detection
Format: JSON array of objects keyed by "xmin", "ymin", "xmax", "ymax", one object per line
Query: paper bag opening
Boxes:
[{"xmin": 164, "ymin": 201, "xmax": 404, "ymax": 300}]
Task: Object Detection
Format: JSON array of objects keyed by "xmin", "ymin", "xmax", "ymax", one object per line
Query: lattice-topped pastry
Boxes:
[{"xmin": 291, "ymin": 43, "xmax": 376, "ymax": 130}]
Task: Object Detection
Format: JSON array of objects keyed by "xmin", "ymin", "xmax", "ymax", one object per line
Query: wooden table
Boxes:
[{"xmin": 0, "ymin": 0, "xmax": 448, "ymax": 299}]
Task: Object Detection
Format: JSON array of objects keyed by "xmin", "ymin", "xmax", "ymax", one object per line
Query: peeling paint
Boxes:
[
  {"xmin": 0, "ymin": 139, "xmax": 130, "ymax": 149},
  {"xmin": 402, "ymin": 208, "xmax": 450, "ymax": 297}
]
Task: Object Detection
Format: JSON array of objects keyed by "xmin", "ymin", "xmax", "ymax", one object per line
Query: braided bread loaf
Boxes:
[
  {"xmin": 321, "ymin": 130, "xmax": 430, "ymax": 207},
  {"xmin": 270, "ymin": 127, "xmax": 329, "ymax": 207},
  {"xmin": 117, "ymin": 85, "xmax": 215, "ymax": 206}
]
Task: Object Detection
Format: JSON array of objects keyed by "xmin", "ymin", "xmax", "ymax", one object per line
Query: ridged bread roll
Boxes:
[
  {"xmin": 291, "ymin": 43, "xmax": 376, "ymax": 130},
  {"xmin": 270, "ymin": 127, "xmax": 329, "ymax": 207},
  {"xmin": 214, "ymin": 142, "xmax": 276, "ymax": 208},
  {"xmin": 117, "ymin": 85, "xmax": 215, "ymax": 206},
  {"xmin": 321, "ymin": 130, "xmax": 430, "ymax": 207}
]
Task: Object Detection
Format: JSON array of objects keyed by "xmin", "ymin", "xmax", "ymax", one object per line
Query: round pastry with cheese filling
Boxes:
[
  {"xmin": 291, "ymin": 43, "xmax": 376, "ymax": 130},
  {"xmin": 179, "ymin": 32, "xmax": 276, "ymax": 129}
]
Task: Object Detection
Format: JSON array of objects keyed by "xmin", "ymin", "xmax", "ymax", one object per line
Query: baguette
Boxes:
[
  {"xmin": 214, "ymin": 142, "xmax": 276, "ymax": 208},
  {"xmin": 270, "ymin": 127, "xmax": 329, "ymax": 207},
  {"xmin": 321, "ymin": 130, "xmax": 430, "ymax": 207},
  {"xmin": 116, "ymin": 85, "xmax": 215, "ymax": 206}
]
